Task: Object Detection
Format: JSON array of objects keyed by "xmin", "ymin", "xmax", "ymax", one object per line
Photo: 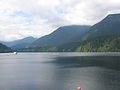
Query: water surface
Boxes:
[{"xmin": 0, "ymin": 52, "xmax": 120, "ymax": 90}]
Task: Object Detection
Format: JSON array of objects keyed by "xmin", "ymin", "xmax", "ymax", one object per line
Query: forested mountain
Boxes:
[
  {"xmin": 0, "ymin": 43, "xmax": 12, "ymax": 53},
  {"xmin": 75, "ymin": 35, "xmax": 120, "ymax": 52},
  {"xmin": 74, "ymin": 13, "xmax": 120, "ymax": 52},
  {"xmin": 31, "ymin": 25, "xmax": 90, "ymax": 47},
  {"xmin": 22, "ymin": 35, "xmax": 120, "ymax": 52},
  {"xmin": 83, "ymin": 14, "xmax": 120, "ymax": 40},
  {"xmin": 5, "ymin": 13, "xmax": 120, "ymax": 52}
]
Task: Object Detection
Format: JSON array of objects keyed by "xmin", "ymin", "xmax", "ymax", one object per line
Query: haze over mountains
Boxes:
[
  {"xmin": 1, "ymin": 37, "xmax": 37, "ymax": 48},
  {"xmin": 0, "ymin": 13, "xmax": 120, "ymax": 52}
]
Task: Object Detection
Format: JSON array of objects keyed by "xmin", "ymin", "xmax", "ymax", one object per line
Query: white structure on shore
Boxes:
[{"xmin": 13, "ymin": 52, "xmax": 17, "ymax": 55}]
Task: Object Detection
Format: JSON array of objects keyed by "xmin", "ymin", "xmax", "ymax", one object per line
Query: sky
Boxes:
[{"xmin": 0, "ymin": 0, "xmax": 120, "ymax": 41}]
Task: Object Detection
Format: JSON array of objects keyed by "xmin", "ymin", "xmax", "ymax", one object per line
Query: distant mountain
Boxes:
[
  {"xmin": 31, "ymin": 25, "xmax": 90, "ymax": 47},
  {"xmin": 83, "ymin": 13, "xmax": 120, "ymax": 40},
  {"xmin": 0, "ymin": 43, "xmax": 12, "ymax": 53},
  {"xmin": 28, "ymin": 14, "xmax": 120, "ymax": 52},
  {"xmin": 4, "ymin": 13, "xmax": 120, "ymax": 52},
  {"xmin": 1, "ymin": 37, "xmax": 37, "ymax": 49}
]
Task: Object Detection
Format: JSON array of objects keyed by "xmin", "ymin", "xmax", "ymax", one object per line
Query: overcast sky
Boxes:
[{"xmin": 0, "ymin": 0, "xmax": 120, "ymax": 41}]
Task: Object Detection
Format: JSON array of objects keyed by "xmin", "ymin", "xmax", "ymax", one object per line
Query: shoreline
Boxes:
[{"xmin": 0, "ymin": 52, "xmax": 120, "ymax": 56}]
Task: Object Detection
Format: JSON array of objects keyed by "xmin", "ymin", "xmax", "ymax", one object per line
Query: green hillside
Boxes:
[{"xmin": 75, "ymin": 35, "xmax": 120, "ymax": 52}]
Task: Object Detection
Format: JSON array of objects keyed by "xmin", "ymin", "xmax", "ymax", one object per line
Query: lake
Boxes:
[{"xmin": 0, "ymin": 52, "xmax": 120, "ymax": 90}]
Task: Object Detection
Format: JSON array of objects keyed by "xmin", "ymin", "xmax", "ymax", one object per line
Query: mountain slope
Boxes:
[
  {"xmin": 31, "ymin": 25, "xmax": 90, "ymax": 47},
  {"xmin": 75, "ymin": 35, "xmax": 120, "ymax": 52},
  {"xmin": 83, "ymin": 13, "xmax": 120, "ymax": 40},
  {"xmin": 0, "ymin": 43, "xmax": 12, "ymax": 53}
]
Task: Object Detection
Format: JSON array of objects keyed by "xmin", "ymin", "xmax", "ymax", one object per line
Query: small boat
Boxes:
[{"xmin": 13, "ymin": 52, "xmax": 17, "ymax": 55}]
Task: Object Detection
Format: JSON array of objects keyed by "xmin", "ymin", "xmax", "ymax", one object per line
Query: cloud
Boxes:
[{"xmin": 0, "ymin": 0, "xmax": 120, "ymax": 41}]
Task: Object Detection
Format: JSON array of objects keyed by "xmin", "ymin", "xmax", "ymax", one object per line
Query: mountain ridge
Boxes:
[
  {"xmin": 83, "ymin": 13, "xmax": 120, "ymax": 40},
  {"xmin": 31, "ymin": 25, "xmax": 90, "ymax": 47},
  {"xmin": 1, "ymin": 36, "xmax": 37, "ymax": 48}
]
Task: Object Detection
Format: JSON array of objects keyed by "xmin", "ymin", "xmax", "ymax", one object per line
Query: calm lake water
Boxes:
[{"xmin": 0, "ymin": 52, "xmax": 120, "ymax": 90}]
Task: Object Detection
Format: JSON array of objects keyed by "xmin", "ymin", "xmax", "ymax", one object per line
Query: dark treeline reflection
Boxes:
[{"xmin": 45, "ymin": 56, "xmax": 120, "ymax": 70}]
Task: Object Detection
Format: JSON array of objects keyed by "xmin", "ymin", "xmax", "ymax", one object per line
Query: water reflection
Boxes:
[
  {"xmin": 46, "ymin": 56, "xmax": 120, "ymax": 70},
  {"xmin": 44, "ymin": 56, "xmax": 120, "ymax": 90}
]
